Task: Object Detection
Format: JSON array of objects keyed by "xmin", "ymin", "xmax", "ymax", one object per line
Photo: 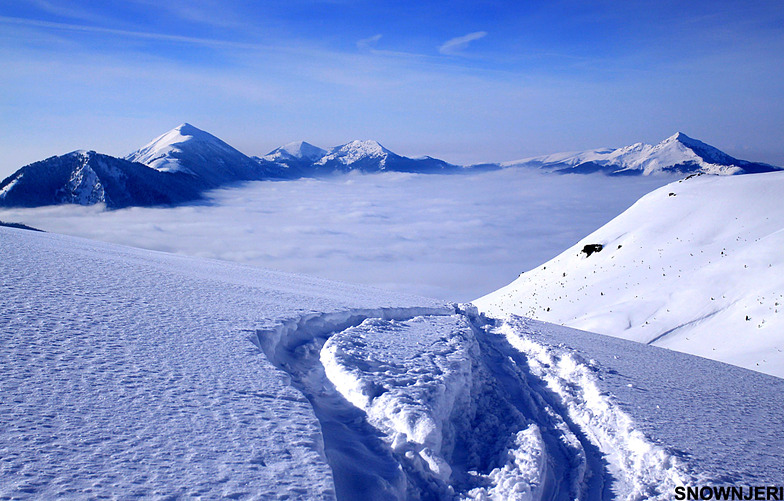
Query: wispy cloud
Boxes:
[
  {"xmin": 0, "ymin": 15, "xmax": 268, "ymax": 51},
  {"xmin": 357, "ymin": 33, "xmax": 382, "ymax": 50},
  {"xmin": 22, "ymin": 0, "xmax": 113, "ymax": 24},
  {"xmin": 438, "ymin": 31, "xmax": 487, "ymax": 55}
]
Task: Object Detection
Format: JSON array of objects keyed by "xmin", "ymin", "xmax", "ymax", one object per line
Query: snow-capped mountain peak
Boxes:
[
  {"xmin": 125, "ymin": 123, "xmax": 235, "ymax": 174},
  {"xmin": 125, "ymin": 123, "xmax": 263, "ymax": 187},
  {"xmin": 263, "ymin": 141, "xmax": 327, "ymax": 162},
  {"xmin": 309, "ymin": 139, "xmax": 402, "ymax": 172},
  {"xmin": 661, "ymin": 131, "xmax": 737, "ymax": 165},
  {"xmin": 317, "ymin": 140, "xmax": 392, "ymax": 166},
  {"xmin": 504, "ymin": 132, "xmax": 778, "ymax": 176}
]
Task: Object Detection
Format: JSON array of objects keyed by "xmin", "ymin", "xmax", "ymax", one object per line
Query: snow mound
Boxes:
[{"xmin": 476, "ymin": 171, "xmax": 784, "ymax": 377}]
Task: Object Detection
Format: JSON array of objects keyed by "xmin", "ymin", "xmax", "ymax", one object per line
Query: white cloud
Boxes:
[
  {"xmin": 357, "ymin": 34, "xmax": 382, "ymax": 50},
  {"xmin": 438, "ymin": 31, "xmax": 487, "ymax": 55},
  {"xmin": 0, "ymin": 170, "xmax": 674, "ymax": 301}
]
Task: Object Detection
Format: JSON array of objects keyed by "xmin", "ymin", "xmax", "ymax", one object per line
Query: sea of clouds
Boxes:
[{"xmin": 0, "ymin": 169, "xmax": 677, "ymax": 301}]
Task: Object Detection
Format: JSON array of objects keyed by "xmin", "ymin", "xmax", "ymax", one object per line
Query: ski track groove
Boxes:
[{"xmin": 253, "ymin": 306, "xmax": 685, "ymax": 500}]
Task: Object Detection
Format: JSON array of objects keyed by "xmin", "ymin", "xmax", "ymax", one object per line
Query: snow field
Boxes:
[
  {"xmin": 0, "ymin": 226, "xmax": 447, "ymax": 499},
  {"xmin": 3, "ymin": 224, "xmax": 783, "ymax": 499},
  {"xmin": 476, "ymin": 171, "xmax": 784, "ymax": 377}
]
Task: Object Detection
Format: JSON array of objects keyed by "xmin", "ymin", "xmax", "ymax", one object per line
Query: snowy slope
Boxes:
[
  {"xmin": 3, "ymin": 226, "xmax": 783, "ymax": 499},
  {"xmin": 503, "ymin": 133, "xmax": 780, "ymax": 176},
  {"xmin": 475, "ymin": 171, "xmax": 784, "ymax": 378},
  {"xmin": 125, "ymin": 123, "xmax": 264, "ymax": 187},
  {"xmin": 0, "ymin": 150, "xmax": 202, "ymax": 209},
  {"xmin": 0, "ymin": 225, "xmax": 448, "ymax": 499}
]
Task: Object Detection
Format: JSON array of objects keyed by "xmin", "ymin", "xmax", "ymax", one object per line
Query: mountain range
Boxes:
[
  {"xmin": 503, "ymin": 132, "xmax": 777, "ymax": 175},
  {"xmin": 0, "ymin": 123, "xmax": 779, "ymax": 209}
]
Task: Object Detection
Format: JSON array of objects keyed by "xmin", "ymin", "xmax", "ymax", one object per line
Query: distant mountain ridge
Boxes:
[
  {"xmin": 0, "ymin": 124, "xmax": 779, "ymax": 209},
  {"xmin": 503, "ymin": 132, "xmax": 777, "ymax": 175},
  {"xmin": 0, "ymin": 150, "xmax": 202, "ymax": 209}
]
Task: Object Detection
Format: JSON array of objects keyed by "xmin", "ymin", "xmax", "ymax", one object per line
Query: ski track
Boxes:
[{"xmin": 255, "ymin": 305, "xmax": 691, "ymax": 500}]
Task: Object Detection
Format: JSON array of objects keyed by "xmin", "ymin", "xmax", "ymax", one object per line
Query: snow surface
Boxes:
[
  {"xmin": 63, "ymin": 152, "xmax": 106, "ymax": 205},
  {"xmin": 2, "ymin": 227, "xmax": 783, "ymax": 499},
  {"xmin": 0, "ymin": 226, "xmax": 447, "ymax": 499},
  {"xmin": 124, "ymin": 123, "xmax": 263, "ymax": 188},
  {"xmin": 476, "ymin": 171, "xmax": 784, "ymax": 377}
]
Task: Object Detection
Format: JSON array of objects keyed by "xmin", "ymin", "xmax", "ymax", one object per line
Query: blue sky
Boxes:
[{"xmin": 1, "ymin": 0, "xmax": 783, "ymax": 177}]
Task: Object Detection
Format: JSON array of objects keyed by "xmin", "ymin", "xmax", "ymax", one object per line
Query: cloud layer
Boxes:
[{"xmin": 0, "ymin": 170, "xmax": 676, "ymax": 301}]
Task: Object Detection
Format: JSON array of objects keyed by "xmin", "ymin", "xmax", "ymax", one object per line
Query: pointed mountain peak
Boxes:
[
  {"xmin": 343, "ymin": 139, "xmax": 387, "ymax": 150},
  {"xmin": 172, "ymin": 123, "xmax": 215, "ymax": 140},
  {"xmin": 665, "ymin": 131, "xmax": 691, "ymax": 142},
  {"xmin": 265, "ymin": 141, "xmax": 326, "ymax": 161},
  {"xmin": 332, "ymin": 139, "xmax": 392, "ymax": 158},
  {"xmin": 657, "ymin": 132, "xmax": 738, "ymax": 166},
  {"xmin": 126, "ymin": 123, "xmax": 244, "ymax": 175},
  {"xmin": 661, "ymin": 132, "xmax": 708, "ymax": 150},
  {"xmin": 154, "ymin": 123, "xmax": 219, "ymax": 146}
]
